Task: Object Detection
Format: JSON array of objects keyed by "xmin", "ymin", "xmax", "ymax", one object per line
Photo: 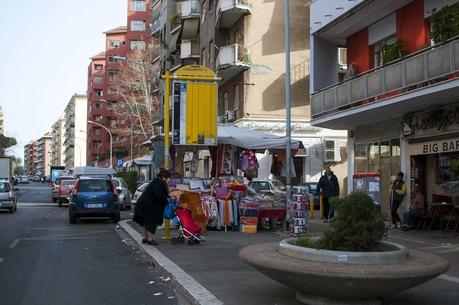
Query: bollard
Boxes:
[
  {"xmin": 319, "ymin": 194, "xmax": 324, "ymax": 219},
  {"xmin": 162, "ymin": 219, "xmax": 171, "ymax": 240},
  {"xmin": 309, "ymin": 193, "xmax": 314, "ymax": 219}
]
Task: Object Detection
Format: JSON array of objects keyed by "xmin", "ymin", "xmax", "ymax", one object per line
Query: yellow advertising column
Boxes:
[{"xmin": 161, "ymin": 65, "xmax": 219, "ymax": 240}]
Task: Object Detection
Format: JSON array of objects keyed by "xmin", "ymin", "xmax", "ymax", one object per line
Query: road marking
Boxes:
[
  {"xmin": 9, "ymin": 239, "xmax": 20, "ymax": 248},
  {"xmin": 20, "ymin": 230, "xmax": 110, "ymax": 241},
  {"xmin": 18, "ymin": 203, "xmax": 56, "ymax": 207},
  {"xmin": 439, "ymin": 274, "xmax": 459, "ymax": 284},
  {"xmin": 0, "ymin": 258, "xmax": 4, "ymax": 264}
]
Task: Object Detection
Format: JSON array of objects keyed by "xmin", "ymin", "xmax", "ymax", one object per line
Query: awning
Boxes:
[
  {"xmin": 133, "ymin": 155, "xmax": 152, "ymax": 166},
  {"xmin": 217, "ymin": 125, "xmax": 301, "ymax": 150}
]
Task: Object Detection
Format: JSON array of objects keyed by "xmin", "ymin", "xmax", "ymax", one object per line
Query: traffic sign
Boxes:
[{"xmin": 116, "ymin": 159, "xmax": 124, "ymax": 168}]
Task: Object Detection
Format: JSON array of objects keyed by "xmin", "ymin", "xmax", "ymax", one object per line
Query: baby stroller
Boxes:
[{"xmin": 171, "ymin": 207, "xmax": 206, "ymax": 245}]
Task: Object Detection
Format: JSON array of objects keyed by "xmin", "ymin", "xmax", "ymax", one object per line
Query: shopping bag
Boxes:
[{"xmin": 163, "ymin": 198, "xmax": 176, "ymax": 220}]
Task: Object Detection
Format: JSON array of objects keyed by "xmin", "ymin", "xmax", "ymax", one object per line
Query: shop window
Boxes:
[
  {"xmin": 367, "ymin": 142, "xmax": 380, "ymax": 172},
  {"xmin": 390, "ymin": 138, "xmax": 401, "ymax": 180},
  {"xmin": 355, "ymin": 143, "xmax": 367, "ymax": 173}
]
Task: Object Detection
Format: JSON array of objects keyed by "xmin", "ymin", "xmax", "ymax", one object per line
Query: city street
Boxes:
[{"xmin": 0, "ymin": 182, "xmax": 179, "ymax": 305}]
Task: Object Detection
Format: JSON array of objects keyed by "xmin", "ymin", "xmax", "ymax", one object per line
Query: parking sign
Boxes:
[{"xmin": 116, "ymin": 159, "xmax": 124, "ymax": 168}]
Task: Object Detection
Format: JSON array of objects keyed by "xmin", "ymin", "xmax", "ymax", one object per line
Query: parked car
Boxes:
[
  {"xmin": 248, "ymin": 179, "xmax": 286, "ymax": 197},
  {"xmin": 131, "ymin": 182, "xmax": 149, "ymax": 210},
  {"xmin": 0, "ymin": 180, "xmax": 17, "ymax": 213},
  {"xmin": 19, "ymin": 176, "xmax": 29, "ymax": 184},
  {"xmin": 292, "ymin": 182, "xmax": 319, "ymax": 209},
  {"xmin": 68, "ymin": 176, "xmax": 121, "ymax": 224},
  {"xmin": 57, "ymin": 179, "xmax": 76, "ymax": 207},
  {"xmin": 112, "ymin": 177, "xmax": 132, "ymax": 210},
  {"xmin": 52, "ymin": 176, "xmax": 74, "ymax": 203}
]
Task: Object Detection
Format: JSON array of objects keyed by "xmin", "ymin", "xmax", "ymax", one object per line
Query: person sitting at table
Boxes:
[{"xmin": 402, "ymin": 186, "xmax": 424, "ymax": 229}]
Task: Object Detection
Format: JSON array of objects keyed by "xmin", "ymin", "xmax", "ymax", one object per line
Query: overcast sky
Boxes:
[{"xmin": 0, "ymin": 0, "xmax": 126, "ymax": 161}]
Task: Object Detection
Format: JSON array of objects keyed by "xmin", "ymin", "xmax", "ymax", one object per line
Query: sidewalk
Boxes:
[{"xmin": 119, "ymin": 217, "xmax": 459, "ymax": 305}]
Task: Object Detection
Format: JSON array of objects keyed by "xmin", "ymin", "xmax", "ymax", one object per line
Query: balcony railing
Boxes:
[
  {"xmin": 217, "ymin": 44, "xmax": 251, "ymax": 68},
  {"xmin": 181, "ymin": 40, "xmax": 200, "ymax": 59},
  {"xmin": 168, "ymin": 53, "xmax": 182, "ymax": 71},
  {"xmin": 311, "ymin": 36, "xmax": 459, "ymax": 119},
  {"xmin": 216, "ymin": 0, "xmax": 252, "ymax": 29},
  {"xmin": 181, "ymin": 0, "xmax": 200, "ymax": 18}
]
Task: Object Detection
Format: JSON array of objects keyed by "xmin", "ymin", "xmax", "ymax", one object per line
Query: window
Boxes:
[
  {"xmin": 94, "ymin": 64, "xmax": 103, "ymax": 71},
  {"xmin": 131, "ymin": 20, "xmax": 146, "ymax": 31},
  {"xmin": 94, "ymin": 115, "xmax": 102, "ymax": 122},
  {"xmin": 108, "ymin": 71, "xmax": 119, "ymax": 80},
  {"xmin": 233, "ymin": 85, "xmax": 240, "ymax": 110},
  {"xmin": 130, "ymin": 40, "xmax": 146, "ymax": 50},
  {"xmin": 94, "ymin": 128, "xmax": 101, "ymax": 136},
  {"xmin": 95, "ymin": 89, "xmax": 103, "ymax": 96},
  {"xmin": 94, "ymin": 102, "xmax": 102, "ymax": 109},
  {"xmin": 108, "ymin": 56, "xmax": 125, "ymax": 62},
  {"xmin": 131, "ymin": 0, "xmax": 146, "ymax": 12},
  {"xmin": 109, "ymin": 40, "xmax": 122, "ymax": 48},
  {"xmin": 208, "ymin": 0, "xmax": 214, "ymax": 12},
  {"xmin": 223, "ymin": 91, "xmax": 229, "ymax": 112},
  {"xmin": 110, "ymin": 119, "xmax": 117, "ymax": 127},
  {"xmin": 109, "ymin": 86, "xmax": 118, "ymax": 94},
  {"xmin": 355, "ymin": 143, "xmax": 367, "ymax": 173},
  {"xmin": 94, "ymin": 77, "xmax": 103, "ymax": 84},
  {"xmin": 373, "ymin": 36, "xmax": 396, "ymax": 67}
]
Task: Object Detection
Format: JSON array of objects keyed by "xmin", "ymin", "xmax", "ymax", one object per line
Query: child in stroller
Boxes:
[{"xmin": 171, "ymin": 207, "xmax": 206, "ymax": 245}]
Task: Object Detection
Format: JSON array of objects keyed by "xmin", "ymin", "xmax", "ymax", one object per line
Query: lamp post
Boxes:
[
  {"xmin": 284, "ymin": 0, "xmax": 292, "ymax": 231},
  {"xmin": 88, "ymin": 120, "xmax": 113, "ymax": 168}
]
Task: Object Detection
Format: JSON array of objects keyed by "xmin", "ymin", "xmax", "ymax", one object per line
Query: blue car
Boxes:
[{"xmin": 69, "ymin": 177, "xmax": 121, "ymax": 224}]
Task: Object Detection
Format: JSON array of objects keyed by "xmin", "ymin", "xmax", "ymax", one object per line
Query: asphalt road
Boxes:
[{"xmin": 0, "ymin": 182, "xmax": 179, "ymax": 305}]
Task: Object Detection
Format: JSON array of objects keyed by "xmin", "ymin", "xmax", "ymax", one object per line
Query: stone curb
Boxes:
[{"xmin": 118, "ymin": 220, "xmax": 224, "ymax": 305}]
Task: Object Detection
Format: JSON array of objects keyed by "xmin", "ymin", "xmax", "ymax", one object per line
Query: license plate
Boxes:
[{"xmin": 86, "ymin": 203, "xmax": 105, "ymax": 208}]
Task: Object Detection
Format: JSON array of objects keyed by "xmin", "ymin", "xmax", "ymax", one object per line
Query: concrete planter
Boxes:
[{"xmin": 239, "ymin": 238, "xmax": 450, "ymax": 305}]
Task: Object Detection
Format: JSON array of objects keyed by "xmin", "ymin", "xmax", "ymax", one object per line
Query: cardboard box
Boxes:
[
  {"xmin": 241, "ymin": 224, "xmax": 257, "ymax": 234},
  {"xmin": 240, "ymin": 216, "xmax": 258, "ymax": 226}
]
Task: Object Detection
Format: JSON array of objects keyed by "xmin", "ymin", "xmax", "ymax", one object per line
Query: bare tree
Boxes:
[{"xmin": 110, "ymin": 41, "xmax": 161, "ymax": 146}]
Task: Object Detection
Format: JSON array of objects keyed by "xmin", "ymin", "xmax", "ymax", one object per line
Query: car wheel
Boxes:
[
  {"xmin": 112, "ymin": 212, "xmax": 121, "ymax": 223},
  {"xmin": 69, "ymin": 214, "xmax": 77, "ymax": 224}
]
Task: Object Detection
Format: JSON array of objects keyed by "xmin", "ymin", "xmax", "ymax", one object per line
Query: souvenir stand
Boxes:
[{"xmin": 152, "ymin": 125, "xmax": 301, "ymax": 234}]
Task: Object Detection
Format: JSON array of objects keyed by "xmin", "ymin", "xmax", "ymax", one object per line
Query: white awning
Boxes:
[{"xmin": 133, "ymin": 155, "xmax": 152, "ymax": 166}]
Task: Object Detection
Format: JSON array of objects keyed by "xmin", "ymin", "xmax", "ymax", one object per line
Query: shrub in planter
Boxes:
[
  {"xmin": 296, "ymin": 192, "xmax": 387, "ymax": 251},
  {"xmin": 381, "ymin": 39, "xmax": 405, "ymax": 65}
]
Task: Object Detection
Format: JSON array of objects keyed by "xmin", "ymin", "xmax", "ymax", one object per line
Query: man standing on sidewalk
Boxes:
[
  {"xmin": 316, "ymin": 167, "xmax": 339, "ymax": 223},
  {"xmin": 390, "ymin": 172, "xmax": 407, "ymax": 229}
]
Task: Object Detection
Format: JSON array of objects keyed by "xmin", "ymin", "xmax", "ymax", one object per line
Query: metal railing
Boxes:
[
  {"xmin": 181, "ymin": 0, "xmax": 200, "ymax": 17},
  {"xmin": 311, "ymin": 36, "xmax": 459, "ymax": 118},
  {"xmin": 216, "ymin": 44, "xmax": 251, "ymax": 68}
]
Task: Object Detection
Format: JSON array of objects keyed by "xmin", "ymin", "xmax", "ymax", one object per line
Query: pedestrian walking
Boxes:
[
  {"xmin": 316, "ymin": 166, "xmax": 340, "ymax": 222},
  {"xmin": 133, "ymin": 169, "xmax": 171, "ymax": 245},
  {"xmin": 390, "ymin": 172, "xmax": 407, "ymax": 229}
]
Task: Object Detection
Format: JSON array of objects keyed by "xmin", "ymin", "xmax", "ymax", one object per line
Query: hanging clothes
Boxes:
[
  {"xmin": 238, "ymin": 150, "xmax": 259, "ymax": 179},
  {"xmin": 220, "ymin": 145, "xmax": 233, "ymax": 175}
]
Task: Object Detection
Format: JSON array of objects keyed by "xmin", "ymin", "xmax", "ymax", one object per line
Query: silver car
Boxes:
[
  {"xmin": 0, "ymin": 180, "xmax": 17, "ymax": 213},
  {"xmin": 131, "ymin": 182, "xmax": 149, "ymax": 211},
  {"xmin": 112, "ymin": 177, "xmax": 132, "ymax": 210}
]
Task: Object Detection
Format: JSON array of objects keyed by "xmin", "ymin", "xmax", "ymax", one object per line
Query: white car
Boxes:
[{"xmin": 131, "ymin": 182, "xmax": 149, "ymax": 211}]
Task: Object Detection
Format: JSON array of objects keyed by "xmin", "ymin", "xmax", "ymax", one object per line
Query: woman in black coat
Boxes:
[{"xmin": 133, "ymin": 169, "xmax": 171, "ymax": 245}]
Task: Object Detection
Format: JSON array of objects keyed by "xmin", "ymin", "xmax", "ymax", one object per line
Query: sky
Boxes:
[{"xmin": 0, "ymin": 0, "xmax": 126, "ymax": 161}]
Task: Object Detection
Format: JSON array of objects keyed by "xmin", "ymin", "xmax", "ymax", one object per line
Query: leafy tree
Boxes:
[{"xmin": 0, "ymin": 135, "xmax": 17, "ymax": 157}]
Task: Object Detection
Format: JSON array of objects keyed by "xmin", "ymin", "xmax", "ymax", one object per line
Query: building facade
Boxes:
[
  {"xmin": 0, "ymin": 106, "xmax": 3, "ymax": 135},
  {"xmin": 153, "ymin": 0, "xmax": 347, "ymax": 185},
  {"xmin": 51, "ymin": 118, "xmax": 65, "ymax": 166},
  {"xmin": 35, "ymin": 133, "xmax": 52, "ymax": 177},
  {"xmin": 63, "ymin": 94, "xmax": 88, "ymax": 169},
  {"xmin": 87, "ymin": 0, "xmax": 153, "ymax": 167},
  {"xmin": 310, "ymin": 0, "xmax": 459, "ymax": 211},
  {"xmin": 24, "ymin": 141, "xmax": 36, "ymax": 176}
]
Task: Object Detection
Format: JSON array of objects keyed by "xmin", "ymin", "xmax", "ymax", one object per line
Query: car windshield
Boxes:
[
  {"xmin": 0, "ymin": 182, "xmax": 10, "ymax": 192},
  {"xmin": 139, "ymin": 182, "xmax": 149, "ymax": 192},
  {"xmin": 62, "ymin": 180, "xmax": 75, "ymax": 187},
  {"xmin": 250, "ymin": 182, "xmax": 270, "ymax": 191},
  {"xmin": 271, "ymin": 180, "xmax": 286, "ymax": 191},
  {"xmin": 77, "ymin": 180, "xmax": 112, "ymax": 192}
]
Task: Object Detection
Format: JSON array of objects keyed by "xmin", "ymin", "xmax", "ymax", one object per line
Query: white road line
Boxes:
[
  {"xmin": 439, "ymin": 274, "xmax": 459, "ymax": 284},
  {"xmin": 18, "ymin": 203, "xmax": 56, "ymax": 207},
  {"xmin": 9, "ymin": 239, "xmax": 20, "ymax": 249},
  {"xmin": 0, "ymin": 258, "xmax": 4, "ymax": 264}
]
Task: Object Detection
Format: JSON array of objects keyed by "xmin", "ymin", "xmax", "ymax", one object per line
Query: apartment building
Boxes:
[
  {"xmin": 24, "ymin": 141, "xmax": 36, "ymax": 176},
  {"xmin": 87, "ymin": 0, "xmax": 153, "ymax": 167},
  {"xmin": 310, "ymin": 0, "xmax": 459, "ymax": 210},
  {"xmin": 63, "ymin": 94, "xmax": 88, "ymax": 169},
  {"xmin": 51, "ymin": 118, "xmax": 65, "ymax": 166},
  {"xmin": 152, "ymin": 0, "xmax": 347, "ymax": 184},
  {"xmin": 35, "ymin": 133, "xmax": 52, "ymax": 177},
  {"xmin": 0, "ymin": 106, "xmax": 3, "ymax": 135}
]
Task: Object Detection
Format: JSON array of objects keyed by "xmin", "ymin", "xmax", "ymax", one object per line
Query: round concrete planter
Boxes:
[
  {"xmin": 239, "ymin": 239, "xmax": 450, "ymax": 305},
  {"xmin": 279, "ymin": 238, "xmax": 409, "ymax": 265}
]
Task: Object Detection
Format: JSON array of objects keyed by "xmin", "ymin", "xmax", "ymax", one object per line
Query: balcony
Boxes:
[
  {"xmin": 181, "ymin": 0, "xmax": 200, "ymax": 19},
  {"xmin": 151, "ymin": 0, "xmax": 161, "ymax": 37},
  {"xmin": 216, "ymin": 0, "xmax": 252, "ymax": 29},
  {"xmin": 180, "ymin": 40, "xmax": 200, "ymax": 59},
  {"xmin": 151, "ymin": 46, "xmax": 161, "ymax": 63},
  {"xmin": 168, "ymin": 53, "xmax": 182, "ymax": 71},
  {"xmin": 170, "ymin": 15, "xmax": 182, "ymax": 34},
  {"xmin": 311, "ymin": 37, "xmax": 459, "ymax": 129},
  {"xmin": 216, "ymin": 44, "xmax": 251, "ymax": 84}
]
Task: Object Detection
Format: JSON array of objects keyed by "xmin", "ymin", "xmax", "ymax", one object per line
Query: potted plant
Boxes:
[
  {"xmin": 430, "ymin": 4, "xmax": 459, "ymax": 44},
  {"xmin": 381, "ymin": 39, "xmax": 405, "ymax": 65},
  {"xmin": 240, "ymin": 192, "xmax": 450, "ymax": 305}
]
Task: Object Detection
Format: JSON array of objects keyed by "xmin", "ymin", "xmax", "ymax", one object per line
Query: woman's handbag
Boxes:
[{"xmin": 163, "ymin": 198, "xmax": 176, "ymax": 220}]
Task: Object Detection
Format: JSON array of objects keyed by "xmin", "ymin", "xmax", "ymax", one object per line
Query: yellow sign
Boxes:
[{"xmin": 170, "ymin": 65, "xmax": 219, "ymax": 146}]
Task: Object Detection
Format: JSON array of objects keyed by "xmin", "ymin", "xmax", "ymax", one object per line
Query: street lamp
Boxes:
[
  {"xmin": 88, "ymin": 120, "xmax": 113, "ymax": 168},
  {"xmin": 284, "ymin": 0, "xmax": 292, "ymax": 230}
]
